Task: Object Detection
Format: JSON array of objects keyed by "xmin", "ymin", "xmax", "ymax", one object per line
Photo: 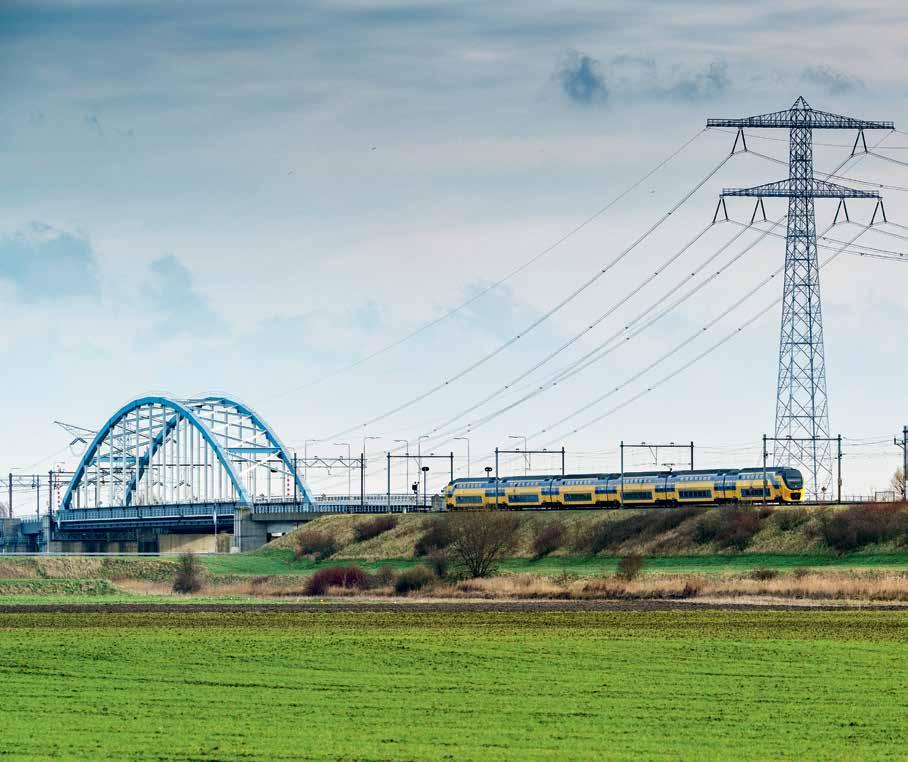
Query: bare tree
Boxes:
[
  {"xmin": 449, "ymin": 512, "xmax": 519, "ymax": 578},
  {"xmin": 891, "ymin": 468, "xmax": 905, "ymax": 500},
  {"xmin": 172, "ymin": 552, "xmax": 206, "ymax": 594}
]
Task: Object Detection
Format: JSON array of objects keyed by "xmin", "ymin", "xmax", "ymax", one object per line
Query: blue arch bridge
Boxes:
[{"xmin": 5, "ymin": 396, "xmax": 435, "ymax": 553}]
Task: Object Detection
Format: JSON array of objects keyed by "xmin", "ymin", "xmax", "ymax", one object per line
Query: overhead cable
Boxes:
[
  {"xmin": 274, "ymin": 129, "xmax": 708, "ymax": 402},
  {"xmin": 320, "ymin": 150, "xmax": 736, "ymax": 442},
  {"xmin": 536, "ymin": 225, "xmax": 871, "ymax": 445}
]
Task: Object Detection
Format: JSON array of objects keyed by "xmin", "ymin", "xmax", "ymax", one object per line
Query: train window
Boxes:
[
  {"xmin": 564, "ymin": 493, "xmax": 592, "ymax": 502},
  {"xmin": 509, "ymin": 494, "xmax": 540, "ymax": 503}
]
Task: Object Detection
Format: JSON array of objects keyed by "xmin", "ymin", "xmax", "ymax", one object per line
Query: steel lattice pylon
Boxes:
[{"xmin": 708, "ymin": 97, "xmax": 893, "ymax": 498}]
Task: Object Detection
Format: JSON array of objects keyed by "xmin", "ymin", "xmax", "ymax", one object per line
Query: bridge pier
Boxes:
[{"xmin": 233, "ymin": 508, "xmax": 268, "ymax": 553}]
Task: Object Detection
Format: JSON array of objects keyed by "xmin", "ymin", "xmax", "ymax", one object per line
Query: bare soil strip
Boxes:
[{"xmin": 1, "ymin": 598, "xmax": 907, "ymax": 614}]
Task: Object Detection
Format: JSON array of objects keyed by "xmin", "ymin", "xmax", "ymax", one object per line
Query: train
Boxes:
[{"xmin": 444, "ymin": 466, "xmax": 804, "ymax": 509}]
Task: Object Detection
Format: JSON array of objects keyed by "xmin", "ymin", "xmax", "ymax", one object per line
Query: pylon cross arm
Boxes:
[
  {"xmin": 721, "ymin": 179, "xmax": 879, "ymax": 199},
  {"xmin": 707, "ymin": 97, "xmax": 892, "ymax": 130}
]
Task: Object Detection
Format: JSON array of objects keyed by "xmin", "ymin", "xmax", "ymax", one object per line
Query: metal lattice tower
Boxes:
[{"xmin": 708, "ymin": 97, "xmax": 893, "ymax": 498}]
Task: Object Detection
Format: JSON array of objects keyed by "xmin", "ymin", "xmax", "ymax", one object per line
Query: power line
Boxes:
[
  {"xmin": 407, "ymin": 143, "xmax": 874, "ymax": 450},
  {"xmin": 390, "ymin": 181, "xmax": 879, "ymax": 462},
  {"xmin": 397, "ymin": 215, "xmax": 784, "ymax": 448},
  {"xmin": 862, "ymin": 223, "xmax": 908, "ymax": 245},
  {"xmin": 418, "ymin": 220, "xmax": 732, "ymax": 439},
  {"xmin": 401, "ymin": 217, "xmax": 789, "ymax": 459},
  {"xmin": 746, "ymin": 148, "xmax": 908, "ymax": 193},
  {"xmin": 536, "ymin": 225, "xmax": 871, "ymax": 446},
  {"xmin": 320, "ymin": 226, "xmax": 763, "ymax": 487},
  {"xmin": 325, "ymin": 133, "xmax": 885, "ymax": 489},
  {"xmin": 320, "ymin": 150, "xmax": 736, "ymax": 443},
  {"xmin": 868, "ymin": 151, "xmax": 908, "ymax": 169},
  {"xmin": 272, "ymin": 129, "xmax": 708, "ymax": 404},
  {"xmin": 725, "ymin": 219, "xmax": 908, "ymax": 261}
]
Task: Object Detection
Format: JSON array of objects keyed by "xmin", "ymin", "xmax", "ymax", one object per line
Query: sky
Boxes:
[{"xmin": 3, "ymin": 0, "xmax": 908, "ymax": 510}]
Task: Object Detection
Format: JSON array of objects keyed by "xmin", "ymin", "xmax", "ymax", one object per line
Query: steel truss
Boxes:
[
  {"xmin": 708, "ymin": 97, "xmax": 893, "ymax": 498},
  {"xmin": 60, "ymin": 396, "xmax": 314, "ymax": 509}
]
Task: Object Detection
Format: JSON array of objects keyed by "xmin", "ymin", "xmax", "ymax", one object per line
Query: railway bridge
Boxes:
[{"xmin": 2, "ymin": 395, "xmax": 437, "ymax": 553}]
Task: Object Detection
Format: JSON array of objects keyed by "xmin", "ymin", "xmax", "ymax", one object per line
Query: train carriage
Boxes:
[{"xmin": 445, "ymin": 466, "xmax": 803, "ymax": 510}]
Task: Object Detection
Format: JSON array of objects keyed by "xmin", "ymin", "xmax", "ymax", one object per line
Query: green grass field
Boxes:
[{"xmin": 1, "ymin": 609, "xmax": 905, "ymax": 760}]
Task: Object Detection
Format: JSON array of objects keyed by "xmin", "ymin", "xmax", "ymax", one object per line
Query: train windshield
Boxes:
[{"xmin": 781, "ymin": 468, "xmax": 803, "ymax": 488}]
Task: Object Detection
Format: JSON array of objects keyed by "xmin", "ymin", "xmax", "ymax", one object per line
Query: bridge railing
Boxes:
[
  {"xmin": 252, "ymin": 501, "xmax": 435, "ymax": 515},
  {"xmin": 56, "ymin": 503, "xmax": 239, "ymax": 523},
  {"xmin": 23, "ymin": 494, "xmax": 444, "ymax": 527},
  {"xmin": 9, "ymin": 514, "xmax": 43, "ymax": 534},
  {"xmin": 314, "ymin": 494, "xmax": 432, "ymax": 504}
]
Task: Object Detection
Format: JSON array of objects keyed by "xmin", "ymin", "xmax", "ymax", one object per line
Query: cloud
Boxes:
[
  {"xmin": 144, "ymin": 254, "xmax": 225, "ymax": 337},
  {"xmin": 556, "ymin": 52, "xmax": 730, "ymax": 106},
  {"xmin": 84, "ymin": 113, "xmax": 104, "ymax": 135},
  {"xmin": 556, "ymin": 50, "xmax": 609, "ymax": 105},
  {"xmin": 801, "ymin": 65, "xmax": 864, "ymax": 95},
  {"xmin": 0, "ymin": 222, "xmax": 99, "ymax": 302},
  {"xmin": 352, "ymin": 300, "xmax": 383, "ymax": 334},
  {"xmin": 668, "ymin": 60, "xmax": 730, "ymax": 101}
]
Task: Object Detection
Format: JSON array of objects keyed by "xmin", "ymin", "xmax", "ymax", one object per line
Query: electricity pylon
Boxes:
[{"xmin": 708, "ymin": 97, "xmax": 893, "ymax": 498}]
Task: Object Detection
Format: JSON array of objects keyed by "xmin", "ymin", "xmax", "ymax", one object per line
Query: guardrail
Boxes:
[
  {"xmin": 311, "ymin": 494, "xmax": 430, "ymax": 506},
  {"xmin": 8, "ymin": 496, "xmax": 445, "ymax": 531},
  {"xmin": 252, "ymin": 502, "xmax": 435, "ymax": 515},
  {"xmin": 54, "ymin": 499, "xmax": 440, "ymax": 523},
  {"xmin": 57, "ymin": 503, "xmax": 239, "ymax": 523}
]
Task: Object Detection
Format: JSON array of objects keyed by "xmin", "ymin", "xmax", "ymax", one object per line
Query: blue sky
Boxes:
[{"xmin": 3, "ymin": 0, "xmax": 908, "ymax": 507}]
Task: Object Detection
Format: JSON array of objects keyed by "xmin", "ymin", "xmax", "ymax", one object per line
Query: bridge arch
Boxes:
[{"xmin": 61, "ymin": 395, "xmax": 313, "ymax": 509}]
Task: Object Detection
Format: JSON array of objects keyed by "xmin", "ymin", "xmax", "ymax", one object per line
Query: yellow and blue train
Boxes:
[{"xmin": 444, "ymin": 467, "xmax": 803, "ymax": 509}]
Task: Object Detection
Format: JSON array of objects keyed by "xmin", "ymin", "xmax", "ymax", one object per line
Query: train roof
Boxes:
[{"xmin": 448, "ymin": 466, "xmax": 800, "ymax": 484}]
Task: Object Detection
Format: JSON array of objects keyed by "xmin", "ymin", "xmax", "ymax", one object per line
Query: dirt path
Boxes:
[{"xmin": 1, "ymin": 598, "xmax": 906, "ymax": 614}]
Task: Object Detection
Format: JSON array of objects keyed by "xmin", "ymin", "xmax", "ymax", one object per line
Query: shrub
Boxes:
[
  {"xmin": 680, "ymin": 581, "xmax": 701, "ymax": 598},
  {"xmin": 532, "ymin": 522, "xmax": 564, "ymax": 559},
  {"xmin": 305, "ymin": 565, "xmax": 370, "ymax": 596},
  {"xmin": 616, "ymin": 554, "xmax": 645, "ymax": 581},
  {"xmin": 695, "ymin": 508, "xmax": 762, "ymax": 550},
  {"xmin": 449, "ymin": 511, "xmax": 520, "ymax": 578},
  {"xmin": 570, "ymin": 520, "xmax": 607, "ymax": 554},
  {"xmin": 372, "ymin": 565, "xmax": 396, "ymax": 587},
  {"xmin": 393, "ymin": 566, "xmax": 435, "ymax": 595},
  {"xmin": 425, "ymin": 550, "xmax": 451, "ymax": 579},
  {"xmin": 749, "ymin": 567, "xmax": 780, "ymax": 581},
  {"xmin": 817, "ymin": 503, "xmax": 908, "ymax": 552},
  {"xmin": 774, "ymin": 508, "xmax": 809, "ymax": 531},
  {"xmin": 172, "ymin": 552, "xmax": 205, "ymax": 594},
  {"xmin": 414, "ymin": 518, "xmax": 455, "ymax": 556},
  {"xmin": 553, "ymin": 570, "xmax": 579, "ymax": 587},
  {"xmin": 354, "ymin": 515, "xmax": 398, "ymax": 542},
  {"xmin": 574, "ymin": 508, "xmax": 704, "ymax": 555},
  {"xmin": 293, "ymin": 530, "xmax": 338, "ymax": 561}
]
